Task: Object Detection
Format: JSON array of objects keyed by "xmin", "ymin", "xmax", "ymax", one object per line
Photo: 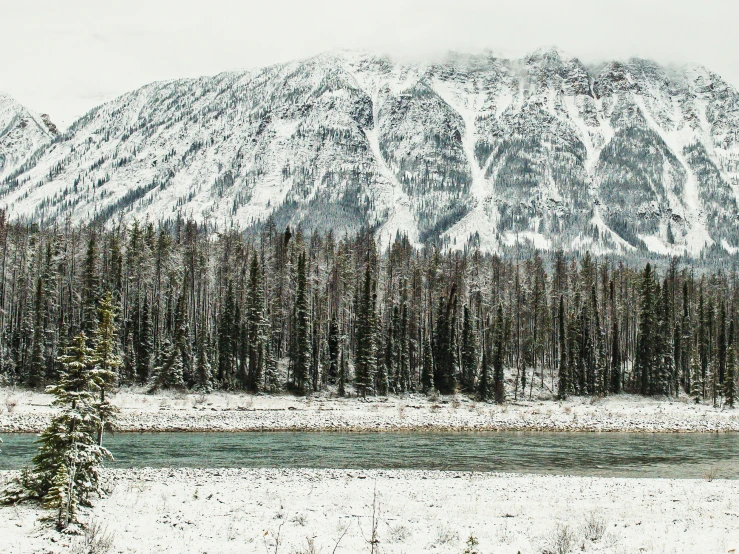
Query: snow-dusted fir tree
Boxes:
[
  {"xmin": 478, "ymin": 342, "xmax": 490, "ymax": 401},
  {"xmin": 293, "ymin": 251, "xmax": 311, "ymax": 394},
  {"xmin": 690, "ymin": 351, "xmax": 703, "ymax": 404},
  {"xmin": 150, "ymin": 293, "xmax": 188, "ymax": 391},
  {"xmin": 725, "ymin": 322, "xmax": 737, "ymax": 408},
  {"xmin": 355, "ymin": 262, "xmax": 377, "ymax": 397},
  {"xmin": 421, "ymin": 335, "xmax": 434, "ymax": 394},
  {"xmin": 493, "ymin": 304, "xmax": 506, "ymax": 404},
  {"xmin": 194, "ymin": 312, "xmax": 212, "ymax": 392},
  {"xmin": 150, "ymin": 338, "xmax": 185, "ymax": 391},
  {"xmin": 557, "ymin": 296, "xmax": 568, "ymax": 400},
  {"xmin": 91, "ymin": 292, "xmax": 121, "ymax": 446},
  {"xmin": 264, "ymin": 343, "xmax": 279, "ymax": 393},
  {"xmin": 461, "ymin": 304, "xmax": 478, "ymax": 391},
  {"xmin": 246, "ymin": 254, "xmax": 268, "ymax": 392},
  {"xmin": 3, "ymin": 333, "xmax": 111, "ymax": 528}
]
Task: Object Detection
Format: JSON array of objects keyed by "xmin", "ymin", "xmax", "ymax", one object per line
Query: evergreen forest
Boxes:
[{"xmin": 0, "ymin": 211, "xmax": 737, "ymax": 407}]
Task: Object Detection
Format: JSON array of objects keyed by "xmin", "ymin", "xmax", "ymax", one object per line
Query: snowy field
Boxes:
[
  {"xmin": 1, "ymin": 468, "xmax": 738, "ymax": 554},
  {"xmin": 2, "ymin": 387, "xmax": 739, "ymax": 433}
]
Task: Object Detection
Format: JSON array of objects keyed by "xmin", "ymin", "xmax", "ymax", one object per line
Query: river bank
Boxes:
[
  {"xmin": 2, "ymin": 387, "xmax": 739, "ymax": 433},
  {"xmin": 1, "ymin": 468, "xmax": 737, "ymax": 553}
]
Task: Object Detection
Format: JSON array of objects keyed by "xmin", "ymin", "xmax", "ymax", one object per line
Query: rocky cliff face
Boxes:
[
  {"xmin": 0, "ymin": 92, "xmax": 53, "ymax": 184},
  {"xmin": 2, "ymin": 49, "xmax": 739, "ymax": 255}
]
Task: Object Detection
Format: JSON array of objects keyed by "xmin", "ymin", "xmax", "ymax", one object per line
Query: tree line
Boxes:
[{"xmin": 0, "ymin": 211, "xmax": 737, "ymax": 407}]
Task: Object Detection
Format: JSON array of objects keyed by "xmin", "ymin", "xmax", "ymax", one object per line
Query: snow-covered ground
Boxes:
[
  {"xmin": 1, "ymin": 468, "xmax": 737, "ymax": 554},
  {"xmin": 2, "ymin": 387, "xmax": 739, "ymax": 433}
]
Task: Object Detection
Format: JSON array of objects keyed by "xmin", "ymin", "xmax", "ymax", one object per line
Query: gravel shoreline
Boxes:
[{"xmin": 2, "ymin": 389, "xmax": 739, "ymax": 433}]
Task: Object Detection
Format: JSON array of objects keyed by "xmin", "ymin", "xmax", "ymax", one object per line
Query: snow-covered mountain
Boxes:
[
  {"xmin": 0, "ymin": 92, "xmax": 56, "ymax": 184},
  {"xmin": 2, "ymin": 48, "xmax": 739, "ymax": 255}
]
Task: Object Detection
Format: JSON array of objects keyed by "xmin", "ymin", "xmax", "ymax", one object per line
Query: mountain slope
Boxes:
[
  {"xmin": 0, "ymin": 92, "xmax": 55, "ymax": 183},
  {"xmin": 2, "ymin": 49, "xmax": 739, "ymax": 254}
]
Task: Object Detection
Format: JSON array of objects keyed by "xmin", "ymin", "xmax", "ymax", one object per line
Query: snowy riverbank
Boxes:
[
  {"xmin": 2, "ymin": 387, "xmax": 739, "ymax": 433},
  {"xmin": 1, "ymin": 468, "xmax": 738, "ymax": 553}
]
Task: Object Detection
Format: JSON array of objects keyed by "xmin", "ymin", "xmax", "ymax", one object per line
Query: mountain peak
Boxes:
[{"xmin": 1, "ymin": 51, "xmax": 738, "ymax": 258}]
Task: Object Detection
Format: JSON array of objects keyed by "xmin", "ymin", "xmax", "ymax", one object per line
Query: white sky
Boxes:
[{"xmin": 2, "ymin": 0, "xmax": 738, "ymax": 129}]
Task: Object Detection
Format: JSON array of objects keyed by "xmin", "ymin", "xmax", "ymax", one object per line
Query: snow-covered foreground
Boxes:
[
  {"xmin": 1, "ymin": 468, "xmax": 738, "ymax": 554},
  {"xmin": 2, "ymin": 387, "xmax": 739, "ymax": 433}
]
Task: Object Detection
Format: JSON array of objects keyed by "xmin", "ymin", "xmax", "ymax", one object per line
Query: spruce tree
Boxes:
[
  {"xmin": 81, "ymin": 233, "xmax": 100, "ymax": 332},
  {"xmin": 293, "ymin": 251, "xmax": 311, "ymax": 394},
  {"xmin": 246, "ymin": 255, "xmax": 267, "ymax": 392},
  {"xmin": 328, "ymin": 317, "xmax": 340, "ymax": 385},
  {"xmin": 3, "ymin": 333, "xmax": 111, "ymax": 528},
  {"xmin": 557, "ymin": 296, "xmax": 568, "ymax": 400},
  {"xmin": 28, "ymin": 277, "xmax": 46, "ymax": 388},
  {"xmin": 610, "ymin": 319, "xmax": 622, "ymax": 394},
  {"xmin": 690, "ymin": 351, "xmax": 703, "ymax": 404},
  {"xmin": 398, "ymin": 303, "xmax": 411, "ymax": 392},
  {"xmin": 378, "ymin": 322, "xmax": 392, "ymax": 396},
  {"xmin": 136, "ymin": 296, "xmax": 153, "ymax": 385},
  {"xmin": 194, "ymin": 312, "xmax": 212, "ymax": 391},
  {"xmin": 218, "ymin": 283, "xmax": 236, "ymax": 384},
  {"xmin": 719, "ymin": 303, "xmax": 727, "ymax": 391},
  {"xmin": 461, "ymin": 304, "xmax": 478, "ymax": 392},
  {"xmin": 725, "ymin": 322, "xmax": 737, "ymax": 408},
  {"xmin": 90, "ymin": 292, "xmax": 121, "ymax": 446},
  {"xmin": 636, "ymin": 264, "xmax": 657, "ymax": 395},
  {"xmin": 264, "ymin": 343, "xmax": 279, "ymax": 393},
  {"xmin": 150, "ymin": 293, "xmax": 188, "ymax": 391},
  {"xmin": 355, "ymin": 262, "xmax": 376, "ymax": 397},
  {"xmin": 478, "ymin": 332, "xmax": 490, "ymax": 402},
  {"xmin": 493, "ymin": 304, "xmax": 506, "ymax": 404},
  {"xmin": 656, "ymin": 282, "xmax": 673, "ymax": 397},
  {"xmin": 433, "ymin": 286, "xmax": 458, "ymax": 395},
  {"xmin": 421, "ymin": 335, "xmax": 434, "ymax": 394}
]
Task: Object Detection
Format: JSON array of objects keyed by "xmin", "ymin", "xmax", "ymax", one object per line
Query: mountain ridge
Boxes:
[{"xmin": 1, "ymin": 48, "xmax": 738, "ymax": 256}]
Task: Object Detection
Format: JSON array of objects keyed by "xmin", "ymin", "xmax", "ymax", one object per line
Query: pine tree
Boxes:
[
  {"xmin": 398, "ymin": 303, "xmax": 411, "ymax": 392},
  {"xmin": 421, "ymin": 335, "xmax": 434, "ymax": 394},
  {"xmin": 90, "ymin": 292, "xmax": 121, "ymax": 446},
  {"xmin": 328, "ymin": 317, "xmax": 340, "ymax": 385},
  {"xmin": 150, "ymin": 293, "xmax": 188, "ymax": 391},
  {"xmin": 246, "ymin": 255, "xmax": 267, "ymax": 392},
  {"xmin": 478, "ymin": 332, "xmax": 490, "ymax": 402},
  {"xmin": 461, "ymin": 304, "xmax": 478, "ymax": 392},
  {"xmin": 558, "ymin": 296, "xmax": 568, "ymax": 400},
  {"xmin": 44, "ymin": 461, "xmax": 75, "ymax": 529},
  {"xmin": 610, "ymin": 319, "xmax": 622, "ymax": 394},
  {"xmin": 136, "ymin": 296, "xmax": 153, "ymax": 385},
  {"xmin": 718, "ymin": 303, "xmax": 727, "ymax": 392},
  {"xmin": 28, "ymin": 277, "xmax": 46, "ymax": 388},
  {"xmin": 725, "ymin": 322, "xmax": 737, "ymax": 408},
  {"xmin": 264, "ymin": 342, "xmax": 279, "ymax": 392},
  {"xmin": 378, "ymin": 322, "xmax": 392, "ymax": 396},
  {"xmin": 338, "ymin": 347, "xmax": 347, "ymax": 397},
  {"xmin": 3, "ymin": 333, "xmax": 111, "ymax": 528},
  {"xmin": 433, "ymin": 285, "xmax": 458, "ymax": 395},
  {"xmin": 636, "ymin": 264, "xmax": 657, "ymax": 395},
  {"xmin": 81, "ymin": 233, "xmax": 100, "ymax": 332},
  {"xmin": 690, "ymin": 351, "xmax": 703, "ymax": 404},
  {"xmin": 194, "ymin": 312, "xmax": 212, "ymax": 391},
  {"xmin": 493, "ymin": 304, "xmax": 506, "ymax": 404},
  {"xmin": 656, "ymin": 282, "xmax": 673, "ymax": 397},
  {"xmin": 355, "ymin": 262, "xmax": 376, "ymax": 397},
  {"xmin": 218, "ymin": 283, "xmax": 236, "ymax": 385},
  {"xmin": 293, "ymin": 251, "xmax": 311, "ymax": 394}
]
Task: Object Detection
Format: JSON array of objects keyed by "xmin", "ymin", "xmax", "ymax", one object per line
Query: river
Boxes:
[{"xmin": 1, "ymin": 431, "xmax": 738, "ymax": 478}]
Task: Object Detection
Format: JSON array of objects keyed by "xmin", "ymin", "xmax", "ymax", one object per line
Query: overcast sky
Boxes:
[{"xmin": 2, "ymin": 0, "xmax": 738, "ymax": 128}]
